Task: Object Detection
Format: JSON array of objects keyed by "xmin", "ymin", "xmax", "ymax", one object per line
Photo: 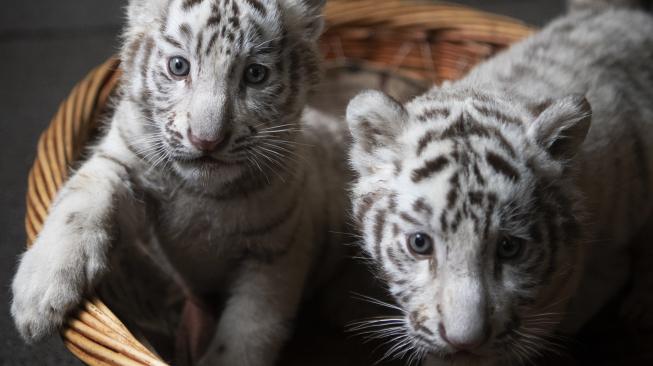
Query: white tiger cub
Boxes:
[
  {"xmin": 346, "ymin": 2, "xmax": 653, "ymax": 366},
  {"xmin": 11, "ymin": 0, "xmax": 350, "ymax": 365}
]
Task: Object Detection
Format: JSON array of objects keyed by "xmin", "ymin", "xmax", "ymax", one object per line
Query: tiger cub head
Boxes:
[
  {"xmin": 120, "ymin": 0, "xmax": 324, "ymax": 187},
  {"xmin": 346, "ymin": 88, "xmax": 591, "ymax": 364}
]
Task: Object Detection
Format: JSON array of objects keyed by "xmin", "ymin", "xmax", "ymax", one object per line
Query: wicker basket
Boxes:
[{"xmin": 23, "ymin": 1, "xmax": 533, "ymax": 365}]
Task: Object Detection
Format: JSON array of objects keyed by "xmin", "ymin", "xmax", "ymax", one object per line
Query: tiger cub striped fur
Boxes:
[
  {"xmin": 346, "ymin": 4, "xmax": 653, "ymax": 366},
  {"xmin": 11, "ymin": 0, "xmax": 351, "ymax": 365}
]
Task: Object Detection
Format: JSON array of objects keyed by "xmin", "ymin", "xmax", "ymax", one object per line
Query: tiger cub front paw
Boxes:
[{"xmin": 11, "ymin": 215, "xmax": 110, "ymax": 341}]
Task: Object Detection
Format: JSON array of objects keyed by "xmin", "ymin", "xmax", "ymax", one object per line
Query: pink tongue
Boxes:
[{"xmin": 175, "ymin": 298, "xmax": 217, "ymax": 366}]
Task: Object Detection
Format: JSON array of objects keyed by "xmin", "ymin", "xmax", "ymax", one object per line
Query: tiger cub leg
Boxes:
[
  {"xmin": 198, "ymin": 240, "xmax": 311, "ymax": 366},
  {"xmin": 11, "ymin": 146, "xmax": 134, "ymax": 341}
]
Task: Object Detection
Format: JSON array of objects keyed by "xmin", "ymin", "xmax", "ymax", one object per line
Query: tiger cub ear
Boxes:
[
  {"xmin": 346, "ymin": 90, "xmax": 408, "ymax": 174},
  {"xmin": 528, "ymin": 94, "xmax": 592, "ymax": 161},
  {"xmin": 126, "ymin": 0, "xmax": 170, "ymax": 33},
  {"xmin": 282, "ymin": 0, "xmax": 326, "ymax": 40}
]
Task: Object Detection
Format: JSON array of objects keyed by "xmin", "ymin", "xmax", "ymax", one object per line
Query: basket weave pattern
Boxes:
[{"xmin": 23, "ymin": 1, "xmax": 532, "ymax": 365}]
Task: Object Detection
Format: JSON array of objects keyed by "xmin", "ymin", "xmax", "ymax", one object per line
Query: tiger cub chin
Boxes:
[
  {"xmin": 11, "ymin": 0, "xmax": 353, "ymax": 365},
  {"xmin": 346, "ymin": 3, "xmax": 653, "ymax": 366}
]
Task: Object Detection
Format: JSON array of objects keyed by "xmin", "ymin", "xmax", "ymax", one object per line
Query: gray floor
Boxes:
[{"xmin": 0, "ymin": 1, "xmax": 564, "ymax": 365}]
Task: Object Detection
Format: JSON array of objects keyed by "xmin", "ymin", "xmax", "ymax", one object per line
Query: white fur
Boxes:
[
  {"xmin": 347, "ymin": 6, "xmax": 653, "ymax": 365},
  {"xmin": 11, "ymin": 2, "xmax": 351, "ymax": 366}
]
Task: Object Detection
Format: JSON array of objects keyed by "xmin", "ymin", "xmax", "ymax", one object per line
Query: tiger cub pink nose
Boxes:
[
  {"xmin": 438, "ymin": 322, "xmax": 489, "ymax": 352},
  {"xmin": 187, "ymin": 129, "xmax": 225, "ymax": 152}
]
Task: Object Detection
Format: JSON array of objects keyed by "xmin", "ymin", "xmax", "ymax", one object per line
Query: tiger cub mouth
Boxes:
[{"xmin": 178, "ymin": 155, "xmax": 240, "ymax": 168}]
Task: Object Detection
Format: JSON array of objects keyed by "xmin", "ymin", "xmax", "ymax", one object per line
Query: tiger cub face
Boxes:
[
  {"xmin": 121, "ymin": 0, "xmax": 324, "ymax": 186},
  {"xmin": 346, "ymin": 88, "xmax": 592, "ymax": 364}
]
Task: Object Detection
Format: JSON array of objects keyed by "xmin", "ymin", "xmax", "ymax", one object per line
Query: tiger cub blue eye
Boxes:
[
  {"xmin": 407, "ymin": 233, "xmax": 434, "ymax": 257},
  {"xmin": 168, "ymin": 56, "xmax": 191, "ymax": 77},
  {"xmin": 244, "ymin": 64, "xmax": 269, "ymax": 85},
  {"xmin": 497, "ymin": 237, "xmax": 524, "ymax": 260}
]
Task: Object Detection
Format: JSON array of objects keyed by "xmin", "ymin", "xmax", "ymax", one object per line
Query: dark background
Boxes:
[{"xmin": 0, "ymin": 1, "xmax": 564, "ymax": 365}]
